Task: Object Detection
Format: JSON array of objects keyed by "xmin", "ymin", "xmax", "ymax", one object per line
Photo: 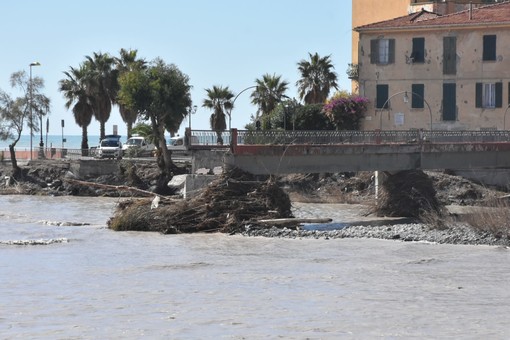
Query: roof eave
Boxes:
[{"xmin": 355, "ymin": 21, "xmax": 510, "ymax": 33}]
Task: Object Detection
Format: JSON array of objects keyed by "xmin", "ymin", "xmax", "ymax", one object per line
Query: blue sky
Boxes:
[{"xmin": 0, "ymin": 0, "xmax": 352, "ymax": 137}]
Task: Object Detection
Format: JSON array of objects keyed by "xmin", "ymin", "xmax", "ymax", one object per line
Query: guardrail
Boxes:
[{"xmin": 0, "ymin": 147, "xmax": 98, "ymax": 161}]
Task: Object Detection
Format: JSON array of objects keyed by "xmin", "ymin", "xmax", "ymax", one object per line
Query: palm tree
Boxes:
[
  {"xmin": 296, "ymin": 52, "xmax": 339, "ymax": 104},
  {"xmin": 202, "ymin": 85, "xmax": 233, "ymax": 145},
  {"xmin": 251, "ymin": 74, "xmax": 289, "ymax": 129},
  {"xmin": 84, "ymin": 52, "xmax": 118, "ymax": 140},
  {"xmin": 115, "ymin": 48, "xmax": 147, "ymax": 138},
  {"xmin": 58, "ymin": 65, "xmax": 95, "ymax": 154}
]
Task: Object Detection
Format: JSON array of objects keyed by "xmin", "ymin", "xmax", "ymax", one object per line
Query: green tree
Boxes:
[
  {"xmin": 0, "ymin": 71, "xmax": 49, "ymax": 178},
  {"xmin": 59, "ymin": 64, "xmax": 95, "ymax": 153},
  {"xmin": 0, "ymin": 93, "xmax": 26, "ymax": 177},
  {"xmin": 115, "ymin": 48, "xmax": 147, "ymax": 138},
  {"xmin": 202, "ymin": 85, "xmax": 233, "ymax": 145},
  {"xmin": 85, "ymin": 52, "xmax": 118, "ymax": 139},
  {"xmin": 293, "ymin": 104, "xmax": 335, "ymax": 130},
  {"xmin": 131, "ymin": 122, "xmax": 154, "ymax": 142},
  {"xmin": 251, "ymin": 73, "xmax": 289, "ymax": 129},
  {"xmin": 117, "ymin": 58, "xmax": 192, "ymax": 191},
  {"xmin": 296, "ymin": 52, "xmax": 339, "ymax": 104},
  {"xmin": 267, "ymin": 101, "xmax": 335, "ymax": 131}
]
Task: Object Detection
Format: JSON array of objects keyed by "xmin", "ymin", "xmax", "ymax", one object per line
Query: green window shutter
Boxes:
[
  {"xmin": 370, "ymin": 40, "xmax": 379, "ymax": 64},
  {"xmin": 443, "ymin": 37, "xmax": 457, "ymax": 75},
  {"xmin": 443, "ymin": 83, "xmax": 456, "ymax": 121},
  {"xmin": 496, "ymin": 82, "xmax": 503, "ymax": 108},
  {"xmin": 388, "ymin": 39, "xmax": 395, "ymax": 64},
  {"xmin": 483, "ymin": 35, "xmax": 496, "ymax": 61},
  {"xmin": 475, "ymin": 83, "xmax": 482, "ymax": 108},
  {"xmin": 411, "ymin": 84, "xmax": 424, "ymax": 108},
  {"xmin": 376, "ymin": 84, "xmax": 389, "ymax": 109}
]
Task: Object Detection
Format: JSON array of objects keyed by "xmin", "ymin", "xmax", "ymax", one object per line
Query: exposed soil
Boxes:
[
  {"xmin": 1, "ymin": 160, "xmax": 507, "ymax": 207},
  {"xmin": 0, "ymin": 160, "xmax": 175, "ymax": 197},
  {"xmin": 279, "ymin": 170, "xmax": 509, "ymax": 207}
]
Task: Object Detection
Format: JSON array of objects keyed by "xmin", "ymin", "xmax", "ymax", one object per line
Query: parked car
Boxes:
[
  {"xmin": 97, "ymin": 135, "xmax": 123, "ymax": 160},
  {"xmin": 122, "ymin": 135, "xmax": 155, "ymax": 157}
]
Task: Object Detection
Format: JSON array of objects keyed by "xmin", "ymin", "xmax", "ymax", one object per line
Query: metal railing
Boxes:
[
  {"xmin": 190, "ymin": 130, "xmax": 231, "ymax": 146},
  {"xmin": 4, "ymin": 129, "xmax": 510, "ymax": 161},
  {"xmin": 233, "ymin": 129, "xmax": 510, "ymax": 145}
]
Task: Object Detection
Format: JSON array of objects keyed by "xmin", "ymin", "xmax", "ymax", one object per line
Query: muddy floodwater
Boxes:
[{"xmin": 1, "ymin": 195, "xmax": 509, "ymax": 339}]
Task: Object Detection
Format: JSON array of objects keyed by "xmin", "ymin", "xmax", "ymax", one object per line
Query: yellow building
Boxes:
[
  {"xmin": 353, "ymin": 1, "xmax": 510, "ymax": 131},
  {"xmin": 351, "ymin": 0, "xmax": 501, "ymax": 89},
  {"xmin": 352, "ymin": 0, "xmax": 409, "ymax": 73}
]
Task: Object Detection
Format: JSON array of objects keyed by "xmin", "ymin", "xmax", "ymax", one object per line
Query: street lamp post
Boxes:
[
  {"xmin": 503, "ymin": 104, "xmax": 510, "ymax": 130},
  {"xmin": 228, "ymin": 85, "xmax": 258, "ymax": 132},
  {"xmin": 379, "ymin": 90, "xmax": 433, "ymax": 132},
  {"xmin": 188, "ymin": 105, "xmax": 197, "ymax": 131},
  {"xmin": 187, "ymin": 105, "xmax": 197, "ymax": 146},
  {"xmin": 29, "ymin": 61, "xmax": 41, "ymax": 160},
  {"xmin": 38, "ymin": 103, "xmax": 47, "ymax": 159}
]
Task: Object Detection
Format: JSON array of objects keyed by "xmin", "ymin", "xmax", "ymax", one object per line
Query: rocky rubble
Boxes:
[{"xmin": 240, "ymin": 223, "xmax": 510, "ymax": 247}]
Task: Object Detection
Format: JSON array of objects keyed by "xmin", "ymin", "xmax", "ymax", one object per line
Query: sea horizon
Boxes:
[{"xmin": 0, "ymin": 135, "xmax": 100, "ymax": 150}]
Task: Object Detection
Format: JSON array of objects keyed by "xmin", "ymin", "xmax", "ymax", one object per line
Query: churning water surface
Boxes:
[{"xmin": 1, "ymin": 195, "xmax": 509, "ymax": 339}]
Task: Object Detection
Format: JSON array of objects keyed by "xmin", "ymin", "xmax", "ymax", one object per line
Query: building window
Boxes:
[
  {"xmin": 370, "ymin": 39, "xmax": 395, "ymax": 64},
  {"xmin": 476, "ymin": 82, "xmax": 502, "ymax": 108},
  {"xmin": 484, "ymin": 83, "xmax": 496, "ymax": 108},
  {"xmin": 443, "ymin": 37, "xmax": 457, "ymax": 75},
  {"xmin": 483, "ymin": 35, "xmax": 496, "ymax": 61},
  {"xmin": 411, "ymin": 84, "xmax": 424, "ymax": 108},
  {"xmin": 443, "ymin": 83, "xmax": 456, "ymax": 121},
  {"xmin": 411, "ymin": 38, "xmax": 425, "ymax": 63},
  {"xmin": 376, "ymin": 84, "xmax": 389, "ymax": 109}
]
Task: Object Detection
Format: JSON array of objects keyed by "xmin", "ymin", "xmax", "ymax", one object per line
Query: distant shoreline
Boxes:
[{"xmin": 0, "ymin": 135, "xmax": 101, "ymax": 150}]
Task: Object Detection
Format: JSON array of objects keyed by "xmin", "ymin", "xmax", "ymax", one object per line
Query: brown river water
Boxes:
[{"xmin": 1, "ymin": 195, "xmax": 509, "ymax": 339}]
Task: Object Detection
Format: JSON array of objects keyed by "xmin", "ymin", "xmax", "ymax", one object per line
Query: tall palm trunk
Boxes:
[
  {"xmin": 81, "ymin": 125, "xmax": 89, "ymax": 156},
  {"xmin": 127, "ymin": 121, "xmax": 133, "ymax": 139},
  {"xmin": 100, "ymin": 121, "xmax": 106, "ymax": 140}
]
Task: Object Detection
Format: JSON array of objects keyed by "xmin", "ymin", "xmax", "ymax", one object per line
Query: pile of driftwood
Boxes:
[
  {"xmin": 375, "ymin": 170, "xmax": 444, "ymax": 218},
  {"xmin": 108, "ymin": 167, "xmax": 293, "ymax": 234}
]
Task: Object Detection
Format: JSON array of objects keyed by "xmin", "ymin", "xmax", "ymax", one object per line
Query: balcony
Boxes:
[{"xmin": 346, "ymin": 63, "xmax": 359, "ymax": 80}]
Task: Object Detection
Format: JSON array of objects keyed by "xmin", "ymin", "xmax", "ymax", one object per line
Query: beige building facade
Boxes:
[
  {"xmin": 351, "ymin": 0, "xmax": 489, "ymax": 77},
  {"xmin": 353, "ymin": 2, "xmax": 510, "ymax": 131}
]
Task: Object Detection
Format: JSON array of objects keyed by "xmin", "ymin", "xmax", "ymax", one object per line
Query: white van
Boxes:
[
  {"xmin": 167, "ymin": 135, "xmax": 199, "ymax": 152},
  {"xmin": 122, "ymin": 135, "xmax": 155, "ymax": 157}
]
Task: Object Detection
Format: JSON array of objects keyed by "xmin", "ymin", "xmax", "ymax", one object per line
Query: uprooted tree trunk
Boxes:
[{"xmin": 375, "ymin": 170, "xmax": 444, "ymax": 218}]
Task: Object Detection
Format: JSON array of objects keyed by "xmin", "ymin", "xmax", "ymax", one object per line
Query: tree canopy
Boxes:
[
  {"xmin": 251, "ymin": 73, "xmax": 289, "ymax": 129},
  {"xmin": 117, "ymin": 58, "xmax": 192, "ymax": 185},
  {"xmin": 296, "ymin": 52, "xmax": 339, "ymax": 104},
  {"xmin": 1, "ymin": 70, "xmax": 49, "ymax": 176}
]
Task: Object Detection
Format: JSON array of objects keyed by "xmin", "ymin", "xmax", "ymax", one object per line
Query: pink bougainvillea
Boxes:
[{"xmin": 323, "ymin": 95, "xmax": 369, "ymax": 130}]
